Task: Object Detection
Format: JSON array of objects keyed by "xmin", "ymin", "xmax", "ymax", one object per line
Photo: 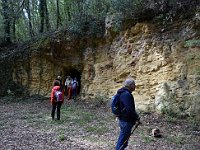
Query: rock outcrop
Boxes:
[{"xmin": 0, "ymin": 15, "xmax": 199, "ymax": 119}]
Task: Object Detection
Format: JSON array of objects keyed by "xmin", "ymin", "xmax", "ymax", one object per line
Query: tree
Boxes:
[
  {"xmin": 56, "ymin": 0, "xmax": 62, "ymax": 28},
  {"xmin": 0, "ymin": 0, "xmax": 199, "ymax": 44},
  {"xmin": 2, "ymin": 0, "xmax": 11, "ymax": 44},
  {"xmin": 25, "ymin": 0, "xmax": 34, "ymax": 37},
  {"xmin": 39, "ymin": 0, "xmax": 50, "ymax": 33},
  {"xmin": 44, "ymin": 0, "xmax": 50, "ymax": 30},
  {"xmin": 11, "ymin": 0, "xmax": 25, "ymax": 42}
]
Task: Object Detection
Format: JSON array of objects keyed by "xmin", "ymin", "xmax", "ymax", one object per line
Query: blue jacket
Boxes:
[{"xmin": 117, "ymin": 87, "xmax": 139, "ymax": 123}]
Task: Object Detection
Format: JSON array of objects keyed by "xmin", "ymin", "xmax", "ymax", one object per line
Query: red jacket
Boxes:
[{"xmin": 50, "ymin": 86, "xmax": 64, "ymax": 104}]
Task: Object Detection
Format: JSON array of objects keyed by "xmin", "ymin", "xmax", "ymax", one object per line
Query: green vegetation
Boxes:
[
  {"xmin": 92, "ymin": 93, "xmax": 109, "ymax": 106},
  {"xmin": 61, "ymin": 106, "xmax": 97, "ymax": 125},
  {"xmin": 161, "ymin": 104, "xmax": 178, "ymax": 119},
  {"xmin": 187, "ymin": 54, "xmax": 196, "ymax": 64},
  {"xmin": 187, "ymin": 117, "xmax": 199, "ymax": 132},
  {"xmin": 86, "ymin": 126, "xmax": 108, "ymax": 134},
  {"xmin": 185, "ymin": 40, "xmax": 200, "ymax": 47},
  {"xmin": 0, "ymin": 0, "xmax": 199, "ymax": 46},
  {"xmin": 58, "ymin": 134, "xmax": 65, "ymax": 141},
  {"xmin": 195, "ymin": 67, "xmax": 200, "ymax": 75},
  {"xmin": 165, "ymin": 115, "xmax": 178, "ymax": 123},
  {"xmin": 140, "ymin": 132, "xmax": 155, "ymax": 143},
  {"xmin": 159, "ymin": 94, "xmax": 180, "ymax": 119},
  {"xmin": 186, "ymin": 54, "xmax": 200, "ymax": 75},
  {"xmin": 22, "ymin": 104, "xmax": 109, "ymax": 133},
  {"xmin": 166, "ymin": 135, "xmax": 184, "ymax": 145}
]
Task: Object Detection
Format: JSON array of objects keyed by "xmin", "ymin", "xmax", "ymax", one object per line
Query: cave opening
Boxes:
[{"xmin": 63, "ymin": 68, "xmax": 82, "ymax": 94}]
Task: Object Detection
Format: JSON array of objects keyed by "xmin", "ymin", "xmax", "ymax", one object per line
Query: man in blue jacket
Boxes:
[{"xmin": 116, "ymin": 78, "xmax": 140, "ymax": 150}]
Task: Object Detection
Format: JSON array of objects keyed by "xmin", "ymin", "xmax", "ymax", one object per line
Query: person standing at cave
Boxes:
[
  {"xmin": 53, "ymin": 76, "xmax": 63, "ymax": 90},
  {"xmin": 72, "ymin": 77, "xmax": 78, "ymax": 100},
  {"xmin": 65, "ymin": 76, "xmax": 72, "ymax": 99},
  {"xmin": 50, "ymin": 80, "xmax": 64, "ymax": 120}
]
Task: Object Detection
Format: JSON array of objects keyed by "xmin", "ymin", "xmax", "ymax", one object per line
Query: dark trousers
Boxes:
[
  {"xmin": 116, "ymin": 120, "xmax": 134, "ymax": 150},
  {"xmin": 51, "ymin": 102, "xmax": 62, "ymax": 120}
]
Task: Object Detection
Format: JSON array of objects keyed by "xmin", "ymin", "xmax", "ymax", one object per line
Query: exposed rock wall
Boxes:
[
  {"xmin": 0, "ymin": 17, "xmax": 199, "ymax": 119},
  {"xmin": 83, "ymin": 20, "xmax": 200, "ymax": 119},
  {"xmin": 0, "ymin": 37, "xmax": 83, "ymax": 96}
]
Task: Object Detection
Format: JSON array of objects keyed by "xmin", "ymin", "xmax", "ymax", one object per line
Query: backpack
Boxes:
[
  {"xmin": 72, "ymin": 81, "xmax": 78, "ymax": 90},
  {"xmin": 54, "ymin": 90, "xmax": 62, "ymax": 102},
  {"xmin": 111, "ymin": 93, "xmax": 122, "ymax": 116}
]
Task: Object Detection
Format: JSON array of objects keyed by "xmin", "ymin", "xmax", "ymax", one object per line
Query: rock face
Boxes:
[
  {"xmin": 0, "ymin": 37, "xmax": 84, "ymax": 96},
  {"xmin": 82, "ymin": 18, "xmax": 200, "ymax": 119},
  {"xmin": 0, "ymin": 16, "xmax": 200, "ymax": 119}
]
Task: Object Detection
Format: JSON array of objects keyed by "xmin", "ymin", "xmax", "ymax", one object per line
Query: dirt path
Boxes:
[{"xmin": 0, "ymin": 97, "xmax": 199, "ymax": 150}]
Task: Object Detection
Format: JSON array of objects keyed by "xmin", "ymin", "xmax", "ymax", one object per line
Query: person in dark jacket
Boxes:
[
  {"xmin": 53, "ymin": 76, "xmax": 62, "ymax": 86},
  {"xmin": 116, "ymin": 78, "xmax": 140, "ymax": 150}
]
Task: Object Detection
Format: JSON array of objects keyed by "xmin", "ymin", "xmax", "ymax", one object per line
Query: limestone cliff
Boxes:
[
  {"xmin": 0, "ymin": 15, "xmax": 199, "ymax": 119},
  {"xmin": 83, "ymin": 20, "xmax": 200, "ymax": 119}
]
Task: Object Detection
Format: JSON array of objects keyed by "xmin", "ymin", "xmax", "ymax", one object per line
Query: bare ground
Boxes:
[{"xmin": 0, "ymin": 96, "xmax": 199, "ymax": 150}]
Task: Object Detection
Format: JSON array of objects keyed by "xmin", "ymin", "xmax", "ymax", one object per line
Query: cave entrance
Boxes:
[{"xmin": 64, "ymin": 68, "xmax": 81, "ymax": 94}]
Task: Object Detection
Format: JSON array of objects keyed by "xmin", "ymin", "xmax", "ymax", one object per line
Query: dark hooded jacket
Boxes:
[{"xmin": 117, "ymin": 87, "xmax": 139, "ymax": 123}]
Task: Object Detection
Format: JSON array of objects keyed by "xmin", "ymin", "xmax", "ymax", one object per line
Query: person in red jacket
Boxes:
[{"xmin": 50, "ymin": 80, "xmax": 64, "ymax": 120}]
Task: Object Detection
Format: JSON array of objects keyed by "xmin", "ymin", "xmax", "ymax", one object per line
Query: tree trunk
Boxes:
[
  {"xmin": 39, "ymin": 0, "xmax": 45, "ymax": 33},
  {"xmin": 2, "ymin": 0, "xmax": 11, "ymax": 44},
  {"xmin": 26, "ymin": 0, "xmax": 34, "ymax": 37},
  {"xmin": 44, "ymin": 0, "xmax": 50, "ymax": 31},
  {"xmin": 56, "ymin": 0, "xmax": 62, "ymax": 28},
  {"xmin": 10, "ymin": 1, "xmax": 16, "ymax": 42},
  {"xmin": 12, "ymin": 19, "xmax": 16, "ymax": 42},
  {"xmin": 63, "ymin": 1, "xmax": 71, "ymax": 23},
  {"xmin": 67, "ymin": 6, "xmax": 71, "ymax": 22}
]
